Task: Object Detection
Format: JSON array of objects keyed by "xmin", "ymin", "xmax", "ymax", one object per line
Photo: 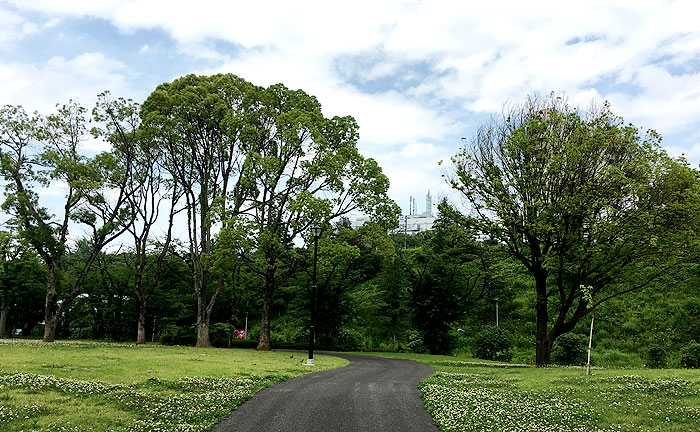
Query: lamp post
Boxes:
[{"xmin": 307, "ymin": 226, "xmax": 322, "ymax": 366}]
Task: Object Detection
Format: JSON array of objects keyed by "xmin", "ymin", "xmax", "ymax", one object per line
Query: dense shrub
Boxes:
[
  {"xmin": 268, "ymin": 325, "xmax": 307, "ymax": 349},
  {"xmin": 373, "ymin": 341, "xmax": 399, "ymax": 352},
  {"xmin": 209, "ymin": 323, "xmax": 234, "ymax": 348},
  {"xmin": 471, "ymin": 325, "xmax": 512, "ymax": 361},
  {"xmin": 326, "ymin": 328, "xmax": 363, "ymax": 351},
  {"xmin": 399, "ymin": 330, "xmax": 428, "ymax": 354},
  {"xmin": 680, "ymin": 340, "xmax": 700, "ymax": 368},
  {"xmin": 160, "ymin": 325, "xmax": 196, "ymax": 346},
  {"xmin": 551, "ymin": 333, "xmax": 588, "ymax": 366},
  {"xmin": 645, "ymin": 345, "xmax": 667, "ymax": 368},
  {"xmin": 270, "ymin": 326, "xmax": 308, "ymax": 350}
]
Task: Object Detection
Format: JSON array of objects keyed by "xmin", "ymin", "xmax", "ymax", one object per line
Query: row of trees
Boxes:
[
  {"xmin": 0, "ymin": 208, "xmax": 502, "ymax": 355},
  {"xmin": 2, "ymin": 81, "xmax": 699, "ymax": 365},
  {"xmin": 0, "ymin": 73, "xmax": 398, "ymax": 348},
  {"xmin": 3, "ymin": 198, "xmax": 697, "ymax": 365}
]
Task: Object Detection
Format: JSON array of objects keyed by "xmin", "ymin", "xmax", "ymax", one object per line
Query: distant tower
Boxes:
[{"xmin": 425, "ymin": 190, "xmax": 432, "ymax": 216}]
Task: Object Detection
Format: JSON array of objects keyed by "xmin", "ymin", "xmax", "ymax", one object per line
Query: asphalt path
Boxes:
[{"xmin": 211, "ymin": 352, "xmax": 438, "ymax": 432}]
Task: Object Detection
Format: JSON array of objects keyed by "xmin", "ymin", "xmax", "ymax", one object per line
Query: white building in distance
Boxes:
[
  {"xmin": 352, "ymin": 190, "xmax": 436, "ymax": 234},
  {"xmin": 395, "ymin": 190, "xmax": 436, "ymax": 235}
]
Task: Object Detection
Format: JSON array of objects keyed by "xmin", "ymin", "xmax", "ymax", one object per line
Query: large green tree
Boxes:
[
  {"xmin": 448, "ymin": 94, "xmax": 700, "ymax": 365},
  {"xmin": 0, "ymin": 100, "xmax": 135, "ymax": 342},
  {"xmin": 141, "ymin": 74, "xmax": 259, "ymax": 347},
  {"xmin": 94, "ymin": 93, "xmax": 183, "ymax": 344},
  {"xmin": 233, "ymin": 83, "xmax": 399, "ymax": 350}
]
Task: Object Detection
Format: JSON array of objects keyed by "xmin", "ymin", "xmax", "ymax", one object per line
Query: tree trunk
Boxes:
[
  {"xmin": 534, "ymin": 271, "xmax": 551, "ymax": 366},
  {"xmin": 0, "ymin": 298, "xmax": 9, "ymax": 338},
  {"xmin": 257, "ymin": 276, "xmax": 275, "ymax": 351},
  {"xmin": 196, "ymin": 321, "xmax": 211, "ymax": 347},
  {"xmin": 536, "ymin": 334, "xmax": 553, "ymax": 366},
  {"xmin": 194, "ymin": 274, "xmax": 212, "ymax": 347},
  {"xmin": 43, "ymin": 315, "xmax": 57, "ymax": 343},
  {"xmin": 43, "ymin": 268, "xmax": 58, "ymax": 342},
  {"xmin": 136, "ymin": 299, "xmax": 147, "ymax": 345}
]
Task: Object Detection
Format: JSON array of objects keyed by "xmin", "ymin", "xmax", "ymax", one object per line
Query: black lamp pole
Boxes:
[{"xmin": 308, "ymin": 226, "xmax": 322, "ymax": 365}]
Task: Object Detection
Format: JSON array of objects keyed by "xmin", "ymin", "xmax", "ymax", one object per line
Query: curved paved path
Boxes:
[{"xmin": 211, "ymin": 352, "xmax": 438, "ymax": 432}]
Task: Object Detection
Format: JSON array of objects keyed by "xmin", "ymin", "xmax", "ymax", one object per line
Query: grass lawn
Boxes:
[
  {"xmin": 0, "ymin": 339, "xmax": 347, "ymax": 431},
  {"xmin": 378, "ymin": 352, "xmax": 700, "ymax": 432}
]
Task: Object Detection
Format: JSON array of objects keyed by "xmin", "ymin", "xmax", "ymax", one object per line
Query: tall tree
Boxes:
[
  {"xmin": 238, "ymin": 83, "xmax": 399, "ymax": 350},
  {"xmin": 0, "ymin": 100, "xmax": 134, "ymax": 342},
  {"xmin": 94, "ymin": 93, "xmax": 183, "ymax": 344},
  {"xmin": 141, "ymin": 74, "xmax": 258, "ymax": 347},
  {"xmin": 447, "ymin": 94, "xmax": 700, "ymax": 365}
]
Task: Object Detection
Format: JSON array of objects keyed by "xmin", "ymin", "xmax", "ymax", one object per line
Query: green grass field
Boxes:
[
  {"xmin": 0, "ymin": 339, "xmax": 347, "ymax": 431},
  {"xmin": 379, "ymin": 352, "xmax": 700, "ymax": 432},
  {"xmin": 3, "ymin": 340, "xmax": 700, "ymax": 431}
]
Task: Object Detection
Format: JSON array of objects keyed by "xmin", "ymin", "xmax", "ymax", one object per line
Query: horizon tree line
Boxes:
[{"xmin": 2, "ymin": 81, "xmax": 698, "ymax": 365}]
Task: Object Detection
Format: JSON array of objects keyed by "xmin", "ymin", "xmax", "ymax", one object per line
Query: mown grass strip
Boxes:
[
  {"xmin": 377, "ymin": 352, "xmax": 700, "ymax": 432},
  {"xmin": 0, "ymin": 339, "xmax": 348, "ymax": 431}
]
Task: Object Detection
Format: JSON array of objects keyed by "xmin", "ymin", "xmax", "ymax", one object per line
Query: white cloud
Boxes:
[
  {"xmin": 0, "ymin": 6, "xmax": 27, "ymax": 46},
  {"xmin": 604, "ymin": 65, "xmax": 700, "ymax": 133},
  {"xmin": 0, "ymin": 52, "xmax": 137, "ymax": 114},
  {"xmin": 0, "ymin": 5, "xmax": 63, "ymax": 48},
  {"xmin": 399, "ymin": 143, "xmax": 443, "ymax": 160},
  {"xmin": 202, "ymin": 50, "xmax": 459, "ymax": 147},
  {"xmin": 37, "ymin": 180, "xmax": 69, "ymax": 198},
  {"xmin": 15, "ymin": 1, "xmax": 695, "ymax": 130},
  {"xmin": 4, "ymin": 0, "xmax": 700, "ymax": 211}
]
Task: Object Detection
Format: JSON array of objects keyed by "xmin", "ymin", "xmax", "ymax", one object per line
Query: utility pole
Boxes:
[{"xmin": 495, "ymin": 299, "xmax": 499, "ymax": 327}]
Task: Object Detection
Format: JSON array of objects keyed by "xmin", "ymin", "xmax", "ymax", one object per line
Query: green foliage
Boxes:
[
  {"xmin": 325, "ymin": 327, "xmax": 363, "ymax": 351},
  {"xmin": 159, "ymin": 325, "xmax": 196, "ymax": 346},
  {"xmin": 447, "ymin": 93, "xmax": 700, "ymax": 365},
  {"xmin": 646, "ymin": 344, "xmax": 667, "ymax": 368},
  {"xmin": 680, "ymin": 341, "xmax": 700, "ymax": 368},
  {"xmin": 209, "ymin": 323, "xmax": 234, "ymax": 348},
  {"xmin": 471, "ymin": 325, "xmax": 513, "ymax": 361},
  {"xmin": 399, "ymin": 329, "xmax": 429, "ymax": 354},
  {"xmin": 404, "ymin": 207, "xmax": 500, "ymax": 355},
  {"xmin": 0, "ymin": 233, "xmax": 46, "ymax": 338},
  {"xmin": 1, "ymin": 98, "xmax": 139, "ymax": 342},
  {"xmin": 141, "ymin": 73, "xmax": 399, "ymax": 348},
  {"xmin": 551, "ymin": 333, "xmax": 588, "ymax": 366}
]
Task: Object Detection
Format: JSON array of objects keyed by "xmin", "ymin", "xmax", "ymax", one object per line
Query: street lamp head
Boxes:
[{"xmin": 310, "ymin": 226, "xmax": 322, "ymax": 238}]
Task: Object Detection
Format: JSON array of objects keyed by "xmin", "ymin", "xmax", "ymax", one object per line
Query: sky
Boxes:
[{"xmin": 1, "ymin": 0, "xmax": 700, "ymax": 217}]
